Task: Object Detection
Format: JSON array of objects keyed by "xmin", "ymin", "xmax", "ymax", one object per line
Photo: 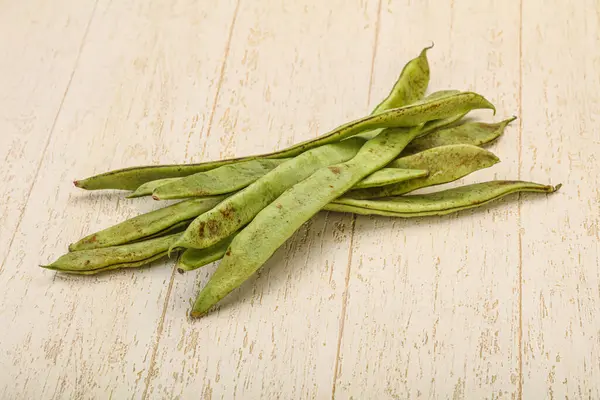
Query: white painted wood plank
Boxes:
[
  {"xmin": 144, "ymin": 0, "xmax": 381, "ymax": 398},
  {"xmin": 334, "ymin": 1, "xmax": 524, "ymax": 398},
  {"xmin": 2, "ymin": 0, "xmax": 597, "ymax": 398},
  {"xmin": 0, "ymin": 0, "xmax": 97, "ymax": 266},
  {"xmin": 0, "ymin": 1, "xmax": 238, "ymax": 398},
  {"xmin": 520, "ymin": 0, "xmax": 600, "ymax": 397}
]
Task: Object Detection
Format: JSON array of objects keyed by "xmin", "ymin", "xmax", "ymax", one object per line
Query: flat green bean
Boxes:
[
  {"xmin": 358, "ymin": 91, "xmax": 465, "ymax": 141},
  {"xmin": 343, "ymin": 144, "xmax": 500, "ymax": 199},
  {"xmin": 69, "ymin": 197, "xmax": 224, "ymax": 251},
  {"xmin": 74, "ymin": 46, "xmax": 431, "ymax": 190},
  {"xmin": 191, "ymin": 91, "xmax": 497, "ymax": 315},
  {"xmin": 371, "ymin": 45, "xmax": 432, "ymax": 114},
  {"xmin": 175, "ymin": 137, "xmax": 367, "ymax": 250},
  {"xmin": 127, "ymin": 178, "xmax": 182, "ymax": 198},
  {"xmin": 151, "ymin": 166, "xmax": 429, "ymax": 200},
  {"xmin": 418, "ymin": 90, "xmax": 461, "ymax": 102},
  {"xmin": 153, "ymin": 46, "xmax": 436, "ymax": 199},
  {"xmin": 73, "ymin": 162, "xmax": 431, "ymax": 253},
  {"xmin": 324, "ymin": 181, "xmax": 561, "ymax": 217},
  {"xmin": 133, "ymin": 107, "xmax": 461, "ymax": 201},
  {"xmin": 353, "ymin": 168, "xmax": 429, "ymax": 189},
  {"xmin": 177, "ymin": 234, "xmax": 237, "ymax": 272},
  {"xmin": 75, "ymin": 91, "xmax": 493, "ymax": 190},
  {"xmin": 178, "ymin": 180, "xmax": 558, "ymax": 269},
  {"xmin": 152, "ymin": 159, "xmax": 288, "ymax": 200},
  {"xmin": 401, "ymin": 116, "xmax": 516, "ymax": 156},
  {"xmin": 42, "ymin": 233, "xmax": 182, "ymax": 275},
  {"xmin": 189, "ymin": 125, "xmax": 425, "ymax": 316},
  {"xmin": 131, "ymin": 219, "xmax": 193, "ymax": 242}
]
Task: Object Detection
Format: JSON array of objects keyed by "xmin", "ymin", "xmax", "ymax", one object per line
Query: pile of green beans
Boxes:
[{"xmin": 43, "ymin": 46, "xmax": 560, "ymax": 319}]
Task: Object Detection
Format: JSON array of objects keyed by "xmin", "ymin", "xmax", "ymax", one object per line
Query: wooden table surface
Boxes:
[{"xmin": 1, "ymin": 0, "xmax": 598, "ymax": 398}]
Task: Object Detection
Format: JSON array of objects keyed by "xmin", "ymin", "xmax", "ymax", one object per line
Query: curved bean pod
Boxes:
[
  {"xmin": 152, "ymin": 159, "xmax": 288, "ymax": 200},
  {"xmin": 177, "ymin": 233, "xmax": 237, "ymax": 272},
  {"xmin": 150, "ymin": 110, "xmax": 466, "ymax": 201},
  {"xmin": 353, "ymin": 168, "xmax": 428, "ymax": 189},
  {"xmin": 72, "ymin": 163, "xmax": 432, "ymax": 252},
  {"xmin": 177, "ymin": 181, "xmax": 559, "ymax": 270},
  {"xmin": 344, "ymin": 144, "xmax": 500, "ymax": 199},
  {"xmin": 191, "ymin": 92, "xmax": 497, "ymax": 315},
  {"xmin": 132, "ymin": 219, "xmax": 193, "ymax": 242},
  {"xmin": 42, "ymin": 233, "xmax": 182, "ymax": 275},
  {"xmin": 75, "ymin": 91, "xmax": 494, "ymax": 190},
  {"xmin": 76, "ymin": 47, "xmax": 433, "ymax": 191},
  {"xmin": 371, "ymin": 45, "xmax": 432, "ymax": 114},
  {"xmin": 69, "ymin": 197, "xmax": 224, "ymax": 251},
  {"xmin": 401, "ymin": 116, "xmax": 516, "ymax": 156},
  {"xmin": 324, "ymin": 180, "xmax": 561, "ymax": 217},
  {"xmin": 357, "ymin": 91, "xmax": 465, "ymax": 141},
  {"xmin": 127, "ymin": 178, "xmax": 182, "ymax": 198},
  {"xmin": 189, "ymin": 126, "xmax": 425, "ymax": 316},
  {"xmin": 418, "ymin": 89, "xmax": 461, "ymax": 102},
  {"xmin": 175, "ymin": 137, "xmax": 367, "ymax": 250}
]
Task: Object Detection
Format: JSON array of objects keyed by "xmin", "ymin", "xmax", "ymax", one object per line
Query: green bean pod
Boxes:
[
  {"xmin": 325, "ymin": 180, "xmax": 561, "ymax": 217},
  {"xmin": 189, "ymin": 126, "xmax": 426, "ymax": 316},
  {"xmin": 175, "ymin": 137, "xmax": 367, "ymax": 250},
  {"xmin": 72, "ymin": 164, "xmax": 430, "ymax": 253},
  {"xmin": 75, "ymin": 46, "xmax": 434, "ymax": 192},
  {"xmin": 136, "ymin": 110, "xmax": 469, "ymax": 201},
  {"xmin": 344, "ymin": 144, "xmax": 500, "ymax": 199},
  {"xmin": 42, "ymin": 233, "xmax": 182, "ymax": 275},
  {"xmin": 127, "ymin": 178, "xmax": 182, "ymax": 198},
  {"xmin": 152, "ymin": 159, "xmax": 288, "ymax": 200},
  {"xmin": 69, "ymin": 197, "xmax": 224, "ymax": 251},
  {"xmin": 177, "ymin": 180, "xmax": 559, "ymax": 270},
  {"xmin": 356, "ymin": 91, "xmax": 465, "ymax": 141},
  {"xmin": 401, "ymin": 116, "xmax": 516, "ymax": 156},
  {"xmin": 418, "ymin": 89, "xmax": 461, "ymax": 102},
  {"xmin": 177, "ymin": 234, "xmax": 237, "ymax": 272},
  {"xmin": 190, "ymin": 90, "xmax": 497, "ymax": 316},
  {"xmin": 75, "ymin": 91, "xmax": 493, "ymax": 191},
  {"xmin": 353, "ymin": 168, "xmax": 429, "ymax": 189},
  {"xmin": 371, "ymin": 45, "xmax": 432, "ymax": 114}
]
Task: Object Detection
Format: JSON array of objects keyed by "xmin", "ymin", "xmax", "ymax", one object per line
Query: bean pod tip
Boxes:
[
  {"xmin": 189, "ymin": 309, "xmax": 206, "ymax": 319},
  {"xmin": 422, "ymin": 42, "xmax": 435, "ymax": 53}
]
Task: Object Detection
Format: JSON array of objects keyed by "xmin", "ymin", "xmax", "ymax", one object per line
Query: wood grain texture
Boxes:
[
  {"xmin": 333, "ymin": 1, "xmax": 523, "ymax": 398},
  {"xmin": 520, "ymin": 0, "xmax": 600, "ymax": 397},
  {"xmin": 0, "ymin": 0, "xmax": 97, "ymax": 268},
  {"xmin": 0, "ymin": 0, "xmax": 598, "ymax": 399},
  {"xmin": 0, "ymin": 0, "xmax": 238, "ymax": 398},
  {"xmin": 143, "ymin": 0, "xmax": 380, "ymax": 398}
]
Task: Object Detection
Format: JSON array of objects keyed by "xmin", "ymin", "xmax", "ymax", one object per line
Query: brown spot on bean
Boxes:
[
  {"xmin": 276, "ymin": 204, "xmax": 282, "ymax": 209},
  {"xmin": 329, "ymin": 166, "xmax": 341, "ymax": 174},
  {"xmin": 226, "ymin": 250, "xmax": 231, "ymax": 256},
  {"xmin": 197, "ymin": 222, "xmax": 206, "ymax": 237},
  {"xmin": 207, "ymin": 220, "xmax": 220, "ymax": 235},
  {"xmin": 219, "ymin": 204, "xmax": 235, "ymax": 220}
]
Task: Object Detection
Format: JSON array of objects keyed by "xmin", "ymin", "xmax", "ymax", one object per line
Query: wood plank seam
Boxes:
[
  {"xmin": 517, "ymin": 0, "xmax": 524, "ymax": 398},
  {"xmin": 197, "ymin": 0, "xmax": 243, "ymax": 161},
  {"xmin": 331, "ymin": 0, "xmax": 383, "ymax": 397},
  {"xmin": 0, "ymin": 0, "xmax": 100, "ymax": 274},
  {"xmin": 140, "ymin": 2, "xmax": 242, "ymax": 398}
]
